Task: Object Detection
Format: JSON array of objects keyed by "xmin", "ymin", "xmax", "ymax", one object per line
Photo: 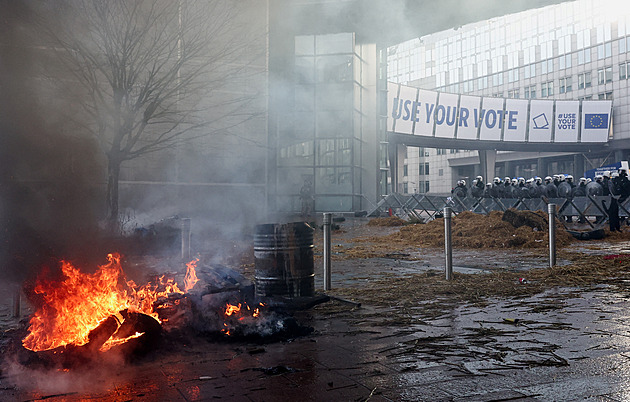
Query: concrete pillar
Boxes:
[
  {"xmin": 615, "ymin": 150, "xmax": 625, "ymax": 163},
  {"xmin": 478, "ymin": 149, "xmax": 497, "ymax": 182},
  {"xmin": 503, "ymin": 161, "xmax": 513, "ymax": 179},
  {"xmin": 537, "ymin": 157, "xmax": 547, "ymax": 178},
  {"xmin": 573, "ymin": 154, "xmax": 585, "ymax": 178}
]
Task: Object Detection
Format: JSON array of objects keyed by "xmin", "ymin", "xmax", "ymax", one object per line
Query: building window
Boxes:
[
  {"xmin": 559, "ymin": 76, "xmax": 572, "ymax": 93},
  {"xmin": 508, "ymin": 89, "xmax": 519, "ymax": 98},
  {"xmin": 522, "ymin": 64, "xmax": 536, "ymax": 79},
  {"xmin": 619, "ymin": 37, "xmax": 630, "ymax": 54},
  {"xmin": 419, "ymin": 162, "xmax": 429, "ymax": 175},
  {"xmin": 577, "ymin": 49, "xmax": 591, "ymax": 65},
  {"xmin": 436, "ymin": 148, "xmax": 446, "ymax": 155},
  {"xmin": 598, "ymin": 91, "xmax": 613, "ymax": 100},
  {"xmin": 540, "ymin": 60, "xmax": 553, "ymax": 74},
  {"xmin": 578, "ymin": 72, "xmax": 591, "ymax": 89},
  {"xmin": 508, "ymin": 68, "xmax": 519, "ymax": 82},
  {"xmin": 438, "ymin": 169, "xmax": 444, "ymax": 177},
  {"xmin": 558, "ymin": 54, "xmax": 572, "ymax": 70},
  {"xmin": 492, "ymin": 73, "xmax": 503, "ymax": 86},
  {"xmin": 525, "ymin": 85, "xmax": 536, "ymax": 99},
  {"xmin": 597, "ymin": 43, "xmax": 612, "ymax": 59},
  {"xmin": 541, "ymin": 81, "xmax": 553, "ymax": 97},
  {"xmin": 597, "ymin": 66, "xmax": 612, "ymax": 84},
  {"xmin": 403, "ymin": 164, "xmax": 408, "ymax": 176},
  {"xmin": 621, "ymin": 62, "xmax": 629, "ymax": 80}
]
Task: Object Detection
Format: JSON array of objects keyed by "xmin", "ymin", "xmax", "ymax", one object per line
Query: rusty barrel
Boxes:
[{"xmin": 254, "ymin": 222, "xmax": 314, "ymax": 298}]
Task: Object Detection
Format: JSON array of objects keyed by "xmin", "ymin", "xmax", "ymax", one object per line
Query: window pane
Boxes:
[
  {"xmin": 316, "ymin": 33, "xmax": 353, "ymax": 55},
  {"xmin": 296, "ymin": 36, "xmax": 315, "ymax": 55}
]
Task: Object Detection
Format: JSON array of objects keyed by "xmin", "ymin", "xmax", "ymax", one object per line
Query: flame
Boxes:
[
  {"xmin": 183, "ymin": 257, "xmax": 199, "ymax": 292},
  {"xmin": 100, "ymin": 332, "xmax": 145, "ymax": 352},
  {"xmin": 22, "ymin": 253, "xmax": 188, "ymax": 352},
  {"xmin": 220, "ymin": 302, "xmax": 266, "ymax": 336},
  {"xmin": 225, "ymin": 303, "xmax": 242, "ymax": 316}
]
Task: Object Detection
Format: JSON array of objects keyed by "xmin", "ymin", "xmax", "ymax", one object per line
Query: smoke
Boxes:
[
  {"xmin": 1, "ymin": 348, "xmax": 133, "ymax": 396},
  {"xmin": 0, "ymin": 1, "xmax": 105, "ymax": 283}
]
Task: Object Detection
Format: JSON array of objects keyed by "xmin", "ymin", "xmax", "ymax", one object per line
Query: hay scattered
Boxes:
[
  {"xmin": 342, "ymin": 211, "xmax": 574, "ymax": 259},
  {"xmin": 367, "ymin": 216, "xmax": 406, "ymax": 226},
  {"xmin": 329, "ymin": 253, "xmax": 630, "ymax": 312}
]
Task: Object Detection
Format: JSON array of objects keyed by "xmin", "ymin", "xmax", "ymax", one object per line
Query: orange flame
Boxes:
[
  {"xmin": 220, "ymin": 302, "xmax": 266, "ymax": 336},
  {"xmin": 225, "ymin": 303, "xmax": 242, "ymax": 316},
  {"xmin": 183, "ymin": 257, "xmax": 200, "ymax": 292},
  {"xmin": 22, "ymin": 253, "xmax": 186, "ymax": 352}
]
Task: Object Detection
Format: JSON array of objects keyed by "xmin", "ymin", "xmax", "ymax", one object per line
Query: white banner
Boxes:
[
  {"xmin": 554, "ymin": 101, "xmax": 579, "ymax": 142},
  {"xmin": 434, "ymin": 92, "xmax": 459, "ymax": 138},
  {"xmin": 386, "ymin": 83, "xmax": 399, "ymax": 132},
  {"xmin": 415, "ymin": 89, "xmax": 438, "ymax": 136},
  {"xmin": 391, "ymin": 84, "xmax": 418, "ymax": 135},
  {"xmin": 503, "ymin": 99, "xmax": 528, "ymax": 142},
  {"xmin": 457, "ymin": 95, "xmax": 481, "ymax": 140},
  {"xmin": 528, "ymin": 100, "xmax": 554, "ymax": 142},
  {"xmin": 581, "ymin": 100, "xmax": 612, "ymax": 142},
  {"xmin": 386, "ymin": 83, "xmax": 612, "ymax": 144},
  {"xmin": 479, "ymin": 97, "xmax": 504, "ymax": 141}
]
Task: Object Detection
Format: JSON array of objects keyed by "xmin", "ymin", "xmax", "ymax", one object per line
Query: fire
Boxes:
[
  {"xmin": 183, "ymin": 257, "xmax": 199, "ymax": 292},
  {"xmin": 220, "ymin": 302, "xmax": 266, "ymax": 336},
  {"xmin": 22, "ymin": 253, "xmax": 198, "ymax": 353},
  {"xmin": 225, "ymin": 303, "xmax": 242, "ymax": 316}
]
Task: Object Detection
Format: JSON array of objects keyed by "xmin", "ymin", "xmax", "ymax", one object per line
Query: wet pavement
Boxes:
[{"xmin": 2, "ymin": 218, "xmax": 630, "ymax": 401}]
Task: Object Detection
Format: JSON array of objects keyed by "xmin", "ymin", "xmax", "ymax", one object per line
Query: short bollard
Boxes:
[
  {"xmin": 548, "ymin": 204, "xmax": 556, "ymax": 267},
  {"xmin": 323, "ymin": 213, "xmax": 332, "ymax": 291},
  {"xmin": 444, "ymin": 207, "xmax": 453, "ymax": 280}
]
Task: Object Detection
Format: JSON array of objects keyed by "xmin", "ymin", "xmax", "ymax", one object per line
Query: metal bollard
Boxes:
[
  {"xmin": 12, "ymin": 285, "xmax": 21, "ymax": 318},
  {"xmin": 444, "ymin": 207, "xmax": 453, "ymax": 280},
  {"xmin": 181, "ymin": 218, "xmax": 191, "ymax": 262},
  {"xmin": 323, "ymin": 213, "xmax": 332, "ymax": 291},
  {"xmin": 548, "ymin": 203, "xmax": 556, "ymax": 267}
]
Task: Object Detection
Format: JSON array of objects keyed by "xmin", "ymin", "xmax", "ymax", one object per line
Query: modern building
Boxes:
[{"xmin": 388, "ymin": 0, "xmax": 630, "ymax": 195}]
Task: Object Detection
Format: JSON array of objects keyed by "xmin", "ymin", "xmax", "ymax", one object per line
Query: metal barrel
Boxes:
[{"xmin": 254, "ymin": 222, "xmax": 315, "ymax": 298}]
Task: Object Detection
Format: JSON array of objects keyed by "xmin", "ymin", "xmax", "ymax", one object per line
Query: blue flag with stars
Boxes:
[{"xmin": 584, "ymin": 113, "xmax": 609, "ymax": 129}]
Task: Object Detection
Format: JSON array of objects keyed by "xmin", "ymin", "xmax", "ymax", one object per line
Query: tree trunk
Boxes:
[{"xmin": 106, "ymin": 157, "xmax": 121, "ymax": 232}]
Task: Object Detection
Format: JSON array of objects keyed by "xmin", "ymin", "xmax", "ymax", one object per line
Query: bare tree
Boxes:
[{"xmin": 39, "ymin": 0, "xmax": 261, "ymax": 228}]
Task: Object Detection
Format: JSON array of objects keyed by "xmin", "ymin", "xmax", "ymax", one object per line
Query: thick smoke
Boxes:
[{"xmin": 0, "ymin": 1, "xmax": 105, "ymax": 283}]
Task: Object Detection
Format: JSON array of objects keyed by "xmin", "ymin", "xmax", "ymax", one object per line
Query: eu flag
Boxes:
[{"xmin": 585, "ymin": 113, "xmax": 609, "ymax": 129}]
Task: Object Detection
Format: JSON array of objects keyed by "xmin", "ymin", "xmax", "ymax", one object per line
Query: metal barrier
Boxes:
[{"xmin": 368, "ymin": 193, "xmax": 630, "ymax": 225}]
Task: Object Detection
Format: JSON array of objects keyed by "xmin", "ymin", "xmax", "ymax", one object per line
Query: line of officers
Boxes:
[{"xmin": 451, "ymin": 169, "xmax": 630, "ymax": 201}]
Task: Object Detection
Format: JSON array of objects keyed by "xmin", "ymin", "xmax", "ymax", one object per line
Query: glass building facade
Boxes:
[
  {"xmin": 275, "ymin": 33, "xmax": 383, "ymax": 212},
  {"xmin": 388, "ymin": 0, "xmax": 630, "ymax": 194}
]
